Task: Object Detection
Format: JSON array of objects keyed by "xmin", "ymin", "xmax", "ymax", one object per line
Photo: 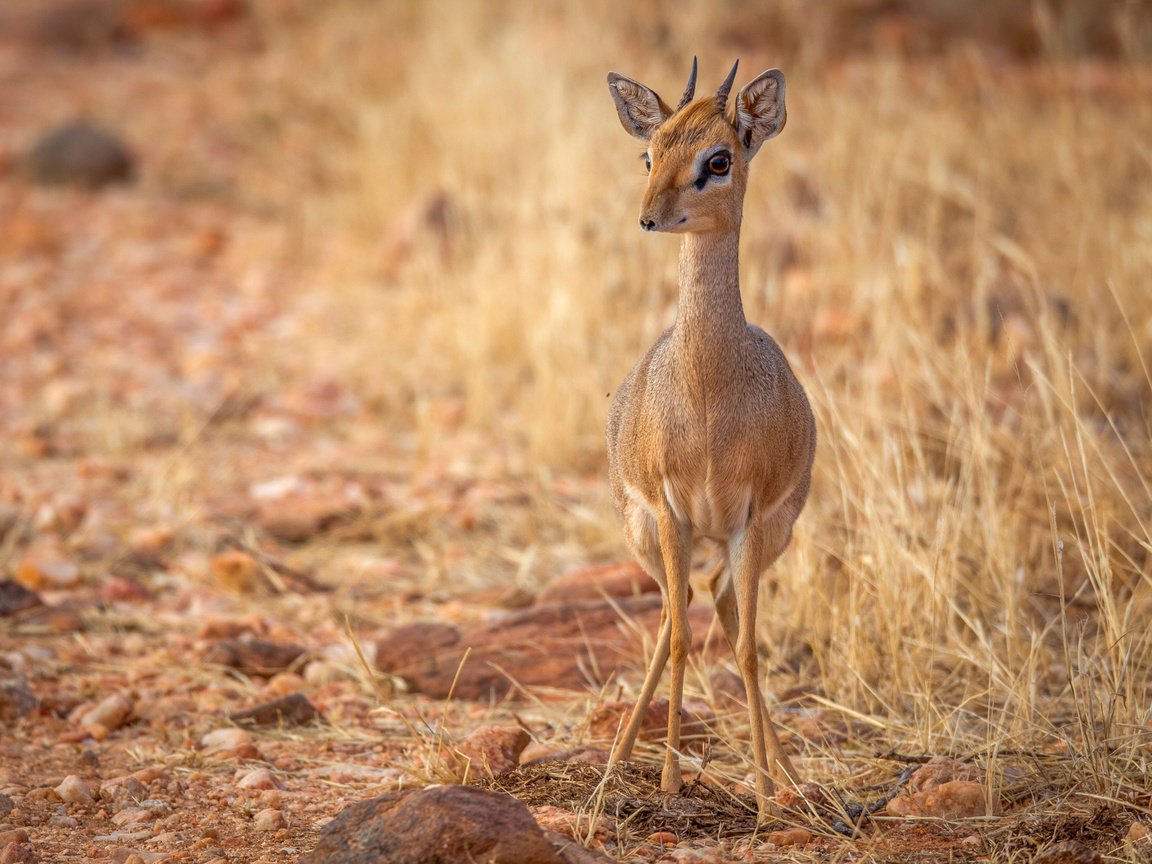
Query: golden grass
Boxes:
[
  {"xmin": 242, "ymin": 0, "xmax": 1152, "ymax": 776},
  {"xmin": 44, "ymin": 0, "xmax": 1145, "ymax": 820}
]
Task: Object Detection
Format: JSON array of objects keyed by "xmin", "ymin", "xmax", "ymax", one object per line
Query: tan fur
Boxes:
[{"xmin": 604, "ymin": 62, "xmax": 814, "ymax": 818}]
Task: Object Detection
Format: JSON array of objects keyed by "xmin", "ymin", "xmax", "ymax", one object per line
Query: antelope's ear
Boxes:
[
  {"xmin": 607, "ymin": 72, "xmax": 672, "ymax": 141},
  {"xmin": 734, "ymin": 68, "xmax": 786, "ymax": 159}
]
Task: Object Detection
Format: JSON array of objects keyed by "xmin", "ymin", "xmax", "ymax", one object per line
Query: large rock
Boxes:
[
  {"xmin": 24, "ymin": 120, "xmax": 134, "ymax": 189},
  {"xmin": 375, "ymin": 594, "xmax": 717, "ymax": 700},
  {"xmin": 296, "ymin": 785, "xmax": 609, "ymax": 864}
]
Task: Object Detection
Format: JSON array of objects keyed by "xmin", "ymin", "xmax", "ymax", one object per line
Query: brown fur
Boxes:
[{"xmin": 604, "ymin": 63, "xmax": 814, "ymax": 818}]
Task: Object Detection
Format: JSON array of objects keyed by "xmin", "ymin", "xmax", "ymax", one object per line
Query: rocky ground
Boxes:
[{"xmin": 1, "ymin": 2, "xmax": 1151, "ymax": 863}]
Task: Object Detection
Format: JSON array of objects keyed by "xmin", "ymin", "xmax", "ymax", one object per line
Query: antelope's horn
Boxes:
[
  {"xmin": 715, "ymin": 59, "xmax": 739, "ymax": 110},
  {"xmin": 676, "ymin": 56, "xmax": 698, "ymax": 111}
]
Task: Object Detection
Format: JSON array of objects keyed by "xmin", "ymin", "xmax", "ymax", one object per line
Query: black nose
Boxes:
[{"xmin": 640, "ymin": 218, "xmax": 656, "ymax": 231}]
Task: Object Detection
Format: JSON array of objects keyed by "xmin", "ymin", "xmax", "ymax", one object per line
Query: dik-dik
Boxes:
[{"xmin": 604, "ymin": 58, "xmax": 816, "ymax": 818}]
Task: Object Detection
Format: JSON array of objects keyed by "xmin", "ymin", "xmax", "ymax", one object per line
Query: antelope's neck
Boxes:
[{"xmin": 672, "ymin": 229, "xmax": 748, "ymax": 379}]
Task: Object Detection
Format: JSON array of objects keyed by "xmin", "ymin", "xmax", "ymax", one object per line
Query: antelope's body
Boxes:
[{"xmin": 604, "ymin": 59, "xmax": 815, "ymax": 818}]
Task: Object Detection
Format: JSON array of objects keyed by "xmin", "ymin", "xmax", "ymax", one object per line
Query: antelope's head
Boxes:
[{"xmin": 607, "ymin": 58, "xmax": 786, "ymax": 234}]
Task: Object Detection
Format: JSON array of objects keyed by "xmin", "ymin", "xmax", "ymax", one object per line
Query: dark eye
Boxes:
[
  {"xmin": 707, "ymin": 153, "xmax": 731, "ymax": 175},
  {"xmin": 644, "ymin": 155, "xmax": 652, "ymax": 173}
]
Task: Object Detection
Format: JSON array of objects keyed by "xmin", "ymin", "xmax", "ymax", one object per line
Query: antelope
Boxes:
[{"xmin": 604, "ymin": 58, "xmax": 816, "ymax": 818}]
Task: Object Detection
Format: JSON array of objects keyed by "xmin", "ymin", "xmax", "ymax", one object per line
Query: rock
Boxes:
[
  {"xmin": 0, "ymin": 582, "xmax": 42, "ymax": 617},
  {"xmin": 24, "ymin": 121, "xmax": 134, "ymax": 189},
  {"xmin": 77, "ymin": 693, "xmax": 134, "ymax": 734},
  {"xmin": 451, "ymin": 725, "xmax": 531, "ymax": 780},
  {"xmin": 297, "ymin": 785, "xmax": 584, "ymax": 864},
  {"xmin": 54, "ymin": 775, "xmax": 95, "ymax": 806},
  {"xmin": 544, "ymin": 831, "xmax": 614, "ymax": 863},
  {"xmin": 536, "ymin": 562, "xmax": 658, "ymax": 605},
  {"xmin": 909, "ymin": 755, "xmax": 980, "ymax": 791},
  {"xmin": 229, "ymin": 693, "xmax": 319, "ymax": 727},
  {"xmin": 237, "ymin": 768, "xmax": 283, "ymax": 791},
  {"xmin": 201, "ymin": 638, "xmax": 305, "ymax": 675},
  {"xmin": 0, "ymin": 678, "xmax": 38, "ymax": 722},
  {"xmin": 209, "ymin": 551, "xmax": 268, "ymax": 595},
  {"xmin": 255, "ymin": 497, "xmax": 357, "ymax": 543},
  {"xmin": 531, "ymin": 805, "xmax": 615, "ymax": 842},
  {"xmin": 886, "ymin": 780, "xmax": 990, "ymax": 819},
  {"xmin": 0, "ymin": 833, "xmax": 27, "ymax": 848},
  {"xmin": 588, "ymin": 698, "xmax": 715, "ymax": 753},
  {"xmin": 252, "ymin": 809, "xmax": 284, "ymax": 831},
  {"xmin": 376, "ymin": 594, "xmax": 717, "ymax": 700},
  {"xmin": 374, "ymin": 622, "xmax": 460, "ymax": 673},
  {"xmin": 647, "ymin": 831, "xmax": 678, "ymax": 845},
  {"xmin": 14, "ymin": 556, "xmax": 81, "ymax": 590},
  {"xmin": 1031, "ymin": 841, "xmax": 1103, "ymax": 864},
  {"xmin": 0, "ymin": 841, "xmax": 38, "ymax": 864},
  {"xmin": 765, "ymin": 827, "xmax": 812, "ymax": 846},
  {"xmin": 1127, "ymin": 820, "xmax": 1149, "ymax": 843},
  {"xmin": 200, "ymin": 727, "xmax": 261, "ymax": 760},
  {"xmin": 0, "ymin": 796, "xmax": 13, "ymax": 816}
]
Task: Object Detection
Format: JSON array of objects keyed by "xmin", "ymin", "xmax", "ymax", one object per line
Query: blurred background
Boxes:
[{"xmin": 2, "ymin": 0, "xmax": 1151, "ymax": 753}]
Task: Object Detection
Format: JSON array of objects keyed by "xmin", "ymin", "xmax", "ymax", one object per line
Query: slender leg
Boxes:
[
  {"xmin": 712, "ymin": 573, "xmax": 800, "ymax": 790},
  {"xmin": 728, "ymin": 527, "xmax": 799, "ymax": 819},
  {"xmin": 609, "ymin": 605, "xmax": 672, "ymax": 764},
  {"xmin": 656, "ymin": 498, "xmax": 692, "ymax": 794}
]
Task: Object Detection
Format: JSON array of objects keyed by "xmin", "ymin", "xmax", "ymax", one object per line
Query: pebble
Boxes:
[
  {"xmin": 23, "ymin": 120, "xmax": 135, "ymax": 189},
  {"xmin": 54, "ymin": 775, "xmax": 95, "ymax": 806},
  {"xmin": 252, "ymin": 809, "xmax": 284, "ymax": 831},
  {"xmin": 78, "ymin": 694, "xmax": 134, "ymax": 734},
  {"xmin": 647, "ymin": 831, "xmax": 678, "ymax": 845},
  {"xmin": 0, "ymin": 833, "xmax": 27, "ymax": 848},
  {"xmin": 452, "ymin": 725, "xmax": 530, "ymax": 780},
  {"xmin": 0, "ymin": 841, "xmax": 38, "ymax": 864},
  {"xmin": 200, "ymin": 728, "xmax": 253, "ymax": 751},
  {"xmin": 764, "ymin": 827, "xmax": 812, "ymax": 847},
  {"xmin": 886, "ymin": 780, "xmax": 990, "ymax": 819},
  {"xmin": 1128, "ymin": 821, "xmax": 1148, "ymax": 843},
  {"xmin": 236, "ymin": 768, "xmax": 283, "ymax": 791}
]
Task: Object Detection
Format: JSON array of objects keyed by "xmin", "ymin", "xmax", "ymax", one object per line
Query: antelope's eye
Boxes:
[
  {"xmin": 707, "ymin": 153, "xmax": 731, "ymax": 175},
  {"xmin": 644, "ymin": 155, "xmax": 651, "ymax": 173}
]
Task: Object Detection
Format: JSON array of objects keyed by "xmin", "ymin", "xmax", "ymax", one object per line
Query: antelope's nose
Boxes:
[{"xmin": 640, "ymin": 217, "xmax": 656, "ymax": 231}]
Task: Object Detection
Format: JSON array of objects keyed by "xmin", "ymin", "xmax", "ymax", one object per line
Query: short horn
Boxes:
[
  {"xmin": 676, "ymin": 55, "xmax": 698, "ymax": 111},
  {"xmin": 715, "ymin": 58, "xmax": 739, "ymax": 110}
]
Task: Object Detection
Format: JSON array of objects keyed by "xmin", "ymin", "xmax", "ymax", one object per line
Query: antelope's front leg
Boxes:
[{"xmin": 656, "ymin": 496, "xmax": 692, "ymax": 793}]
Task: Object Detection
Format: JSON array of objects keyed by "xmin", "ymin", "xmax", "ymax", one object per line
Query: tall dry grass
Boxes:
[{"xmin": 240, "ymin": 0, "xmax": 1151, "ymax": 783}]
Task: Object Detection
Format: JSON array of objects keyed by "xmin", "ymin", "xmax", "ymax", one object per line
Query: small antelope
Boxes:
[{"xmin": 604, "ymin": 58, "xmax": 816, "ymax": 817}]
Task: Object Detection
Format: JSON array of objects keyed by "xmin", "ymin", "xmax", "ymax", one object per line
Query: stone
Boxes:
[
  {"xmin": 536, "ymin": 562, "xmax": 658, "ymax": 604},
  {"xmin": 252, "ymin": 809, "xmax": 284, "ymax": 831},
  {"xmin": 0, "ymin": 582, "xmax": 42, "ymax": 617},
  {"xmin": 0, "ymin": 678, "xmax": 37, "ymax": 722},
  {"xmin": 1031, "ymin": 841, "xmax": 1103, "ymax": 864},
  {"xmin": 909, "ymin": 755, "xmax": 980, "ymax": 791},
  {"xmin": 296, "ymin": 785, "xmax": 566, "ymax": 864},
  {"xmin": 237, "ymin": 768, "xmax": 283, "ymax": 791},
  {"xmin": 764, "ymin": 827, "xmax": 812, "ymax": 847},
  {"xmin": 451, "ymin": 725, "xmax": 530, "ymax": 780},
  {"xmin": 1127, "ymin": 820, "xmax": 1148, "ymax": 843},
  {"xmin": 78, "ymin": 693, "xmax": 134, "ymax": 733},
  {"xmin": 375, "ymin": 594, "xmax": 717, "ymax": 700},
  {"xmin": 24, "ymin": 121, "xmax": 134, "ymax": 189},
  {"xmin": 886, "ymin": 780, "xmax": 990, "ymax": 819},
  {"xmin": 229, "ymin": 693, "xmax": 319, "ymax": 727},
  {"xmin": 531, "ymin": 805, "xmax": 615, "ymax": 842},
  {"xmin": 0, "ymin": 841, "xmax": 38, "ymax": 864},
  {"xmin": 202, "ymin": 638, "xmax": 306, "ymax": 676},
  {"xmin": 200, "ymin": 728, "xmax": 253, "ymax": 752},
  {"xmin": 647, "ymin": 831, "xmax": 678, "ymax": 845},
  {"xmin": 54, "ymin": 775, "xmax": 95, "ymax": 806},
  {"xmin": 209, "ymin": 551, "xmax": 267, "ymax": 595},
  {"xmin": 588, "ymin": 698, "xmax": 715, "ymax": 753}
]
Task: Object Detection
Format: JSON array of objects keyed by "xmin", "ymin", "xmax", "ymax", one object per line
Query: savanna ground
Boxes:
[{"xmin": 1, "ymin": 1, "xmax": 1151, "ymax": 861}]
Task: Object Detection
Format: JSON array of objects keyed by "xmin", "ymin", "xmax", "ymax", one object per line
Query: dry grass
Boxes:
[
  {"xmin": 235, "ymin": 0, "xmax": 1152, "ymax": 791},
  {"xmin": 5, "ymin": 0, "xmax": 1149, "ymax": 856}
]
